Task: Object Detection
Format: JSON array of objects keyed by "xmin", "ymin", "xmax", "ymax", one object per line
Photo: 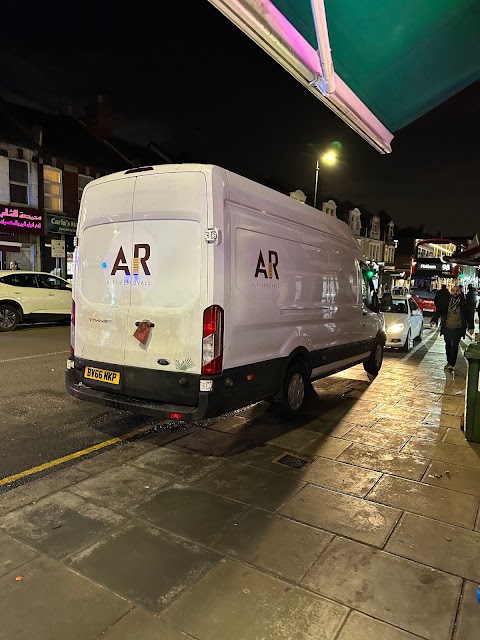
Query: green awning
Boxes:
[{"xmin": 209, "ymin": 0, "xmax": 480, "ymax": 152}]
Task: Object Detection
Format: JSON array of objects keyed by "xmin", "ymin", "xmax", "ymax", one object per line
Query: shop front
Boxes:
[
  {"xmin": 0, "ymin": 205, "xmax": 43, "ymax": 270},
  {"xmin": 42, "ymin": 214, "xmax": 77, "ymax": 279}
]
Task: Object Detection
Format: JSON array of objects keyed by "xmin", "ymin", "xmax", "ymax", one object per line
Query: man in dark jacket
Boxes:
[
  {"xmin": 434, "ymin": 285, "xmax": 450, "ymax": 315},
  {"xmin": 465, "ymin": 284, "xmax": 477, "ymax": 330},
  {"xmin": 431, "ymin": 285, "xmax": 474, "ymax": 371}
]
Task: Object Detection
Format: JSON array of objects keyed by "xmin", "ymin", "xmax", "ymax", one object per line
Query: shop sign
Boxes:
[
  {"xmin": 51, "ymin": 239, "xmax": 65, "ymax": 258},
  {"xmin": 0, "ymin": 206, "xmax": 43, "ymax": 234},
  {"xmin": 46, "ymin": 214, "xmax": 77, "ymax": 235}
]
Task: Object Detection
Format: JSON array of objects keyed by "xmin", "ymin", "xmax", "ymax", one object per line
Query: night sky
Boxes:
[{"xmin": 2, "ymin": 2, "xmax": 478, "ymax": 234}]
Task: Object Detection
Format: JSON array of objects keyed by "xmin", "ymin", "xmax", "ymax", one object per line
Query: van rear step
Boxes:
[{"xmin": 66, "ymin": 371, "xmax": 207, "ymax": 420}]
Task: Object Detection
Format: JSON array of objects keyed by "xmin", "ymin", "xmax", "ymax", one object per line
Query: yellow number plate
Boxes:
[{"xmin": 84, "ymin": 366, "xmax": 120, "ymax": 385}]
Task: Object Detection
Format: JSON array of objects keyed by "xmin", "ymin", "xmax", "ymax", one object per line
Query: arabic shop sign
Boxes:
[
  {"xmin": 0, "ymin": 206, "xmax": 43, "ymax": 234},
  {"xmin": 46, "ymin": 214, "xmax": 77, "ymax": 235}
]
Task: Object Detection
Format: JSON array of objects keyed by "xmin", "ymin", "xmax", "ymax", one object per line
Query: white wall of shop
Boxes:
[{"xmin": 0, "ymin": 144, "xmax": 39, "ymax": 208}]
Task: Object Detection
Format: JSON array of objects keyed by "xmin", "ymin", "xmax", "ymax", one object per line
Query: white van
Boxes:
[{"xmin": 66, "ymin": 164, "xmax": 385, "ymax": 420}]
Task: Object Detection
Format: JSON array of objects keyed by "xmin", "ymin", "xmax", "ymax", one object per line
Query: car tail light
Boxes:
[
  {"xmin": 70, "ymin": 300, "xmax": 75, "ymax": 357},
  {"xmin": 202, "ymin": 305, "xmax": 224, "ymax": 375}
]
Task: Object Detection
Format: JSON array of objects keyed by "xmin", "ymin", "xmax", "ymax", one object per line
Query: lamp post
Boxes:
[{"xmin": 314, "ymin": 150, "xmax": 337, "ymax": 209}]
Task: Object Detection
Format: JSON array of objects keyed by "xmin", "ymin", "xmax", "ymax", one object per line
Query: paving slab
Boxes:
[
  {"xmin": 442, "ymin": 428, "xmax": 470, "ymax": 446},
  {"xmin": 328, "ymin": 408, "xmax": 378, "ymax": 427},
  {"xmin": 207, "ymin": 416, "xmax": 254, "ymax": 435},
  {"xmin": 373, "ymin": 405, "xmax": 430, "ymax": 422},
  {"xmin": 163, "ymin": 558, "xmax": 348, "ymax": 640},
  {"xmin": 100, "ymin": 608, "xmax": 194, "ymax": 640},
  {"xmin": 386, "ymin": 512, "xmax": 480, "ymax": 582},
  {"xmin": 423, "ymin": 460, "xmax": 480, "ymax": 497},
  {"xmin": 302, "ymin": 536, "xmax": 462, "ymax": 640},
  {"xmin": 438, "ymin": 414, "xmax": 463, "ymax": 428},
  {"xmin": 74, "ymin": 442, "xmax": 156, "ymax": 475},
  {"xmin": 299, "ymin": 418, "xmax": 355, "ymax": 438},
  {"xmin": 453, "ymin": 581, "xmax": 480, "ymax": 640},
  {"xmin": 337, "ymin": 611, "xmax": 424, "ymax": 640},
  {"xmin": 132, "ymin": 484, "xmax": 248, "ymax": 545},
  {"xmin": 0, "ymin": 532, "xmax": 37, "ymax": 578},
  {"xmin": 196, "ymin": 462, "xmax": 304, "ymax": 511},
  {"xmin": 279, "ymin": 484, "xmax": 400, "ymax": 547},
  {"xmin": 300, "ymin": 435, "xmax": 353, "ymax": 458},
  {"xmin": 0, "ymin": 467, "xmax": 89, "ymax": 517},
  {"xmin": 375, "ymin": 417, "xmax": 447, "ymax": 441},
  {"xmin": 0, "ymin": 555, "xmax": 131, "ymax": 640},
  {"xmin": 214, "ymin": 508, "xmax": 333, "ymax": 581},
  {"xmin": 403, "ymin": 438, "xmax": 480, "ymax": 470},
  {"xmin": 299, "ymin": 457, "xmax": 381, "ymax": 498},
  {"xmin": 0, "ymin": 490, "xmax": 125, "ymax": 560},
  {"xmin": 69, "ymin": 523, "xmax": 219, "ymax": 612},
  {"xmin": 70, "ymin": 464, "xmax": 170, "ymax": 509},
  {"xmin": 476, "ymin": 509, "xmax": 480, "ymax": 532},
  {"xmin": 130, "ymin": 446, "xmax": 225, "ymax": 483},
  {"xmin": 338, "ymin": 443, "xmax": 429, "ymax": 480},
  {"xmin": 342, "ymin": 426, "xmax": 410, "ymax": 451},
  {"xmin": 173, "ymin": 429, "xmax": 252, "ymax": 456},
  {"xmin": 367, "ymin": 474, "xmax": 479, "ymax": 528},
  {"xmin": 268, "ymin": 428, "xmax": 321, "ymax": 452},
  {"xmin": 228, "ymin": 444, "xmax": 304, "ymax": 478}
]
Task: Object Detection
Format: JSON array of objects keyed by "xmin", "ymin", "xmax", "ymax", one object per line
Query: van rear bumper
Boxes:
[{"xmin": 65, "ymin": 369, "xmax": 210, "ymax": 421}]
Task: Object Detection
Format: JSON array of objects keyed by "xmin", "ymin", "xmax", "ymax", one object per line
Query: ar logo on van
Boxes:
[
  {"xmin": 111, "ymin": 244, "xmax": 151, "ymax": 276},
  {"xmin": 254, "ymin": 250, "xmax": 279, "ymax": 279}
]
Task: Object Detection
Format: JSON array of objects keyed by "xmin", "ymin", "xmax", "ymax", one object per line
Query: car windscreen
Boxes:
[
  {"xmin": 382, "ymin": 298, "xmax": 408, "ymax": 313},
  {"xmin": 411, "ymin": 289, "xmax": 435, "ymax": 299}
]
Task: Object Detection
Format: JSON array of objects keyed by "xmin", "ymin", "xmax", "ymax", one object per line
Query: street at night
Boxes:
[{"xmin": 1, "ymin": 321, "xmax": 480, "ymax": 640}]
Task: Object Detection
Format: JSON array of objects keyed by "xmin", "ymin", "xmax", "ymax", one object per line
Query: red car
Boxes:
[{"xmin": 410, "ymin": 289, "xmax": 436, "ymax": 314}]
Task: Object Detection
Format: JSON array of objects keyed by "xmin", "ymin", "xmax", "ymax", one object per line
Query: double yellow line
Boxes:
[{"xmin": 0, "ymin": 424, "xmax": 159, "ymax": 488}]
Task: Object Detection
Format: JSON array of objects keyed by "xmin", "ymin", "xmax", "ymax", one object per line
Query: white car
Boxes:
[
  {"xmin": 381, "ymin": 295, "xmax": 423, "ymax": 352},
  {"xmin": 0, "ymin": 271, "xmax": 72, "ymax": 331}
]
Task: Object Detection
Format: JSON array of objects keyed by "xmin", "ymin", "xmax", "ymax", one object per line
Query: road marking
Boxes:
[
  {"xmin": 0, "ymin": 423, "xmax": 158, "ymax": 487},
  {"xmin": 0, "ymin": 350, "xmax": 69, "ymax": 364}
]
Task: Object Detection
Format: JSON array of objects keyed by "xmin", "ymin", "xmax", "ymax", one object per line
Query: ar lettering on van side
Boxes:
[
  {"xmin": 255, "ymin": 250, "xmax": 279, "ymax": 279},
  {"xmin": 111, "ymin": 244, "xmax": 151, "ymax": 276}
]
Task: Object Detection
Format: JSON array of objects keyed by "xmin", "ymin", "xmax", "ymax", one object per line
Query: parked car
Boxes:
[
  {"xmin": 66, "ymin": 164, "xmax": 386, "ymax": 421},
  {"xmin": 410, "ymin": 288, "xmax": 436, "ymax": 314},
  {"xmin": 0, "ymin": 271, "xmax": 72, "ymax": 331},
  {"xmin": 381, "ymin": 295, "xmax": 423, "ymax": 351}
]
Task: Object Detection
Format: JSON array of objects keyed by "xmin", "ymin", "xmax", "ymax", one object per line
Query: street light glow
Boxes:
[{"xmin": 321, "ymin": 151, "xmax": 337, "ymax": 166}]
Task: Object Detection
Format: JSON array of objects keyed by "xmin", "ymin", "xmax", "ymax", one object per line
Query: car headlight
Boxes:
[{"xmin": 389, "ymin": 323, "xmax": 405, "ymax": 333}]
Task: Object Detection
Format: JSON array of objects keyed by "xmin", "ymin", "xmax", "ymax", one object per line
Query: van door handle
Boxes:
[
  {"xmin": 135, "ymin": 321, "xmax": 155, "ymax": 327},
  {"xmin": 47, "ymin": 293, "xmax": 56, "ymax": 296}
]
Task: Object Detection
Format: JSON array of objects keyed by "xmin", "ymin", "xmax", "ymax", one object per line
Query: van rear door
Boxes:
[{"xmin": 122, "ymin": 171, "xmax": 208, "ymax": 377}]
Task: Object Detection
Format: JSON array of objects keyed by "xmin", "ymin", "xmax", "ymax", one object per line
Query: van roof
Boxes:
[{"xmin": 83, "ymin": 164, "xmax": 359, "ymax": 248}]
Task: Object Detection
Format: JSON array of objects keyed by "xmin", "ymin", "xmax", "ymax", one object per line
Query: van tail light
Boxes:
[
  {"xmin": 70, "ymin": 300, "xmax": 76, "ymax": 357},
  {"xmin": 202, "ymin": 305, "xmax": 224, "ymax": 375}
]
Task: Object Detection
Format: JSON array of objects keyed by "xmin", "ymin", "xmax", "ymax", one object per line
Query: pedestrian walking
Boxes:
[
  {"xmin": 434, "ymin": 284, "xmax": 450, "ymax": 315},
  {"xmin": 9, "ymin": 260, "xmax": 19, "ymax": 270},
  {"xmin": 466, "ymin": 284, "xmax": 477, "ymax": 330},
  {"xmin": 430, "ymin": 284, "xmax": 474, "ymax": 371}
]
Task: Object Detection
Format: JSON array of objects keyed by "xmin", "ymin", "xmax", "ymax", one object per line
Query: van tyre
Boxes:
[
  {"xmin": 273, "ymin": 360, "xmax": 308, "ymax": 418},
  {"xmin": 0, "ymin": 304, "xmax": 20, "ymax": 332},
  {"xmin": 363, "ymin": 341, "xmax": 384, "ymax": 378}
]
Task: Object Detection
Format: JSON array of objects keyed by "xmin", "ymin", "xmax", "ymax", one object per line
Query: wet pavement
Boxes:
[{"xmin": 0, "ymin": 325, "xmax": 479, "ymax": 639}]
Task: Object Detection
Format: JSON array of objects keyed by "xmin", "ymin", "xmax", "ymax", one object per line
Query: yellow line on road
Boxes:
[{"xmin": 0, "ymin": 424, "xmax": 158, "ymax": 487}]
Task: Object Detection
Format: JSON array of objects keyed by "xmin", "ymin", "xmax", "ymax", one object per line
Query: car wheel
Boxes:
[
  {"xmin": 272, "ymin": 360, "xmax": 308, "ymax": 418},
  {"xmin": 400, "ymin": 330, "xmax": 413, "ymax": 352},
  {"xmin": 0, "ymin": 304, "xmax": 20, "ymax": 332},
  {"xmin": 363, "ymin": 340, "xmax": 384, "ymax": 378}
]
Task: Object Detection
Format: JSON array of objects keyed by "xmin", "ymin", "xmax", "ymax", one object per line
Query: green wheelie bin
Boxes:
[{"xmin": 464, "ymin": 343, "xmax": 480, "ymax": 443}]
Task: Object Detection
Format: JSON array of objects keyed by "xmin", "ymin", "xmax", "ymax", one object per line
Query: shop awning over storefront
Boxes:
[{"xmin": 209, "ymin": 0, "xmax": 480, "ymax": 153}]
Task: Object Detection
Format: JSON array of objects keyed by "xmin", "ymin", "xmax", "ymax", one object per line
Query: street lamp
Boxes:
[{"xmin": 314, "ymin": 150, "xmax": 338, "ymax": 208}]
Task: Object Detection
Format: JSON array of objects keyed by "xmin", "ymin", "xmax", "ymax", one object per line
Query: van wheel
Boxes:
[
  {"xmin": 0, "ymin": 304, "xmax": 20, "ymax": 331},
  {"xmin": 363, "ymin": 341, "xmax": 384, "ymax": 378},
  {"xmin": 272, "ymin": 361, "xmax": 308, "ymax": 418}
]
